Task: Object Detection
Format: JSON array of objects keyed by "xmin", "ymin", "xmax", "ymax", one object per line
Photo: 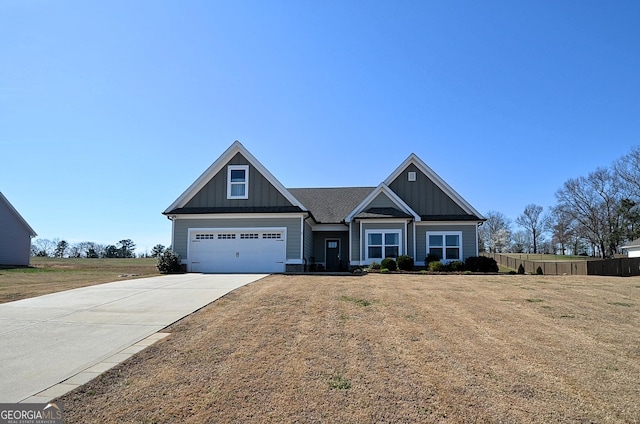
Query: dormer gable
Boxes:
[
  {"xmin": 345, "ymin": 184, "xmax": 420, "ymax": 223},
  {"xmin": 164, "ymin": 141, "xmax": 306, "ymax": 214}
]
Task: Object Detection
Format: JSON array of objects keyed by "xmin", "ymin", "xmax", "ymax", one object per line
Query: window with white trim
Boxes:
[
  {"xmin": 427, "ymin": 231, "xmax": 462, "ymax": 262},
  {"xmin": 365, "ymin": 230, "xmax": 401, "ymax": 261},
  {"xmin": 227, "ymin": 165, "xmax": 249, "ymax": 199}
]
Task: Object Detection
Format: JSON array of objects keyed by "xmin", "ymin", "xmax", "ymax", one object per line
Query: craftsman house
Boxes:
[
  {"xmin": 0, "ymin": 192, "xmax": 37, "ymax": 266},
  {"xmin": 164, "ymin": 141, "xmax": 485, "ymax": 273}
]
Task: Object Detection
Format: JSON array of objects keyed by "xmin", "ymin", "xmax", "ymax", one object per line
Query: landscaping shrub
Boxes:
[
  {"xmin": 536, "ymin": 266, "xmax": 544, "ymax": 275},
  {"xmin": 428, "ymin": 261, "xmax": 446, "ymax": 272},
  {"xmin": 396, "ymin": 255, "xmax": 414, "ymax": 271},
  {"xmin": 464, "ymin": 256, "xmax": 499, "ymax": 273},
  {"xmin": 425, "ymin": 253, "xmax": 440, "ymax": 265},
  {"xmin": 156, "ymin": 250, "xmax": 182, "ymax": 274},
  {"xmin": 368, "ymin": 261, "xmax": 381, "ymax": 270},
  {"xmin": 380, "ymin": 258, "xmax": 397, "ymax": 272},
  {"xmin": 449, "ymin": 261, "xmax": 466, "ymax": 272},
  {"xmin": 517, "ymin": 264, "xmax": 525, "ymax": 274}
]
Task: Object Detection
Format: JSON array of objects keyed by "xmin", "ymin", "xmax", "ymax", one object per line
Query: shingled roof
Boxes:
[{"xmin": 288, "ymin": 187, "xmax": 374, "ymax": 224}]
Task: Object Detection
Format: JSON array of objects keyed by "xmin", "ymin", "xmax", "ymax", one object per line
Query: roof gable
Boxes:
[
  {"xmin": 0, "ymin": 192, "xmax": 37, "ymax": 237},
  {"xmin": 384, "ymin": 154, "xmax": 485, "ymax": 220},
  {"xmin": 345, "ymin": 184, "xmax": 420, "ymax": 223},
  {"xmin": 164, "ymin": 141, "xmax": 306, "ymax": 214}
]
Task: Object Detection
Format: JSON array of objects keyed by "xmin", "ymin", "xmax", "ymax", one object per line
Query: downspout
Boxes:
[
  {"xmin": 412, "ymin": 220, "xmax": 417, "ymax": 262},
  {"xmin": 348, "ymin": 221, "xmax": 352, "ymax": 268},
  {"xmin": 476, "ymin": 221, "xmax": 483, "ymax": 256},
  {"xmin": 404, "ymin": 220, "xmax": 408, "ymax": 257}
]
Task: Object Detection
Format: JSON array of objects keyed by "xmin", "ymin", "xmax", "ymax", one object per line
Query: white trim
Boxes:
[
  {"xmin": 164, "ymin": 141, "xmax": 307, "ymax": 213},
  {"xmin": 426, "ymin": 230, "xmax": 463, "ymax": 262},
  {"xmin": 226, "ymin": 164, "xmax": 249, "ymax": 199},
  {"xmin": 357, "ymin": 218, "xmax": 412, "ymax": 224},
  {"xmin": 299, "ymin": 216, "xmax": 304, "ymax": 264},
  {"xmin": 416, "ymin": 221, "xmax": 481, "ymax": 226},
  {"xmin": 412, "ymin": 222, "xmax": 417, "ymax": 261},
  {"xmin": 345, "ymin": 183, "xmax": 420, "ymax": 223},
  {"xmin": 383, "ymin": 153, "xmax": 485, "ymax": 220},
  {"xmin": 170, "ymin": 212, "xmax": 307, "ymax": 220},
  {"xmin": 360, "ymin": 221, "xmax": 364, "ymax": 263},
  {"xmin": 0, "ymin": 192, "xmax": 37, "ymax": 237},
  {"xmin": 364, "ymin": 229, "xmax": 402, "ymax": 263},
  {"xmin": 404, "ymin": 221, "xmax": 408, "ymax": 258}
]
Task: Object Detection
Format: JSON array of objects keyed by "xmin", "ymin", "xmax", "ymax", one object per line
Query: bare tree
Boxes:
[
  {"xmin": 479, "ymin": 211, "xmax": 511, "ymax": 253},
  {"xmin": 614, "ymin": 146, "xmax": 640, "ymax": 199},
  {"xmin": 31, "ymin": 238, "xmax": 56, "ymax": 257},
  {"xmin": 516, "ymin": 204, "xmax": 549, "ymax": 254},
  {"xmin": 549, "ymin": 206, "xmax": 577, "ymax": 255},
  {"xmin": 510, "ymin": 230, "xmax": 531, "ymax": 253},
  {"xmin": 555, "ymin": 168, "xmax": 623, "ymax": 258}
]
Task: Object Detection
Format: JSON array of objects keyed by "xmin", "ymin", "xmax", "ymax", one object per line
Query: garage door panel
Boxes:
[{"xmin": 189, "ymin": 230, "xmax": 285, "ymax": 273}]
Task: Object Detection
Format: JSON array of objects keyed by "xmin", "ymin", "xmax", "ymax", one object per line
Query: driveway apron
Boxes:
[{"xmin": 0, "ymin": 273, "xmax": 265, "ymax": 402}]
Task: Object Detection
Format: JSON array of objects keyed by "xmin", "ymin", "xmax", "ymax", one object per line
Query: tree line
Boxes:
[
  {"xmin": 480, "ymin": 146, "xmax": 640, "ymax": 258},
  {"xmin": 31, "ymin": 238, "xmax": 169, "ymax": 259}
]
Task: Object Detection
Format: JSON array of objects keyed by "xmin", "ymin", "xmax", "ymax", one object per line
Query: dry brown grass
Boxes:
[
  {"xmin": 59, "ymin": 273, "xmax": 640, "ymax": 423},
  {"xmin": 0, "ymin": 258, "xmax": 159, "ymax": 303}
]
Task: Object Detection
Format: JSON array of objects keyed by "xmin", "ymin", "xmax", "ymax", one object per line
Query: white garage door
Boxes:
[{"xmin": 189, "ymin": 229, "xmax": 286, "ymax": 273}]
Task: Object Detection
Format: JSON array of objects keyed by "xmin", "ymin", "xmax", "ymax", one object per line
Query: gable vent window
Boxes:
[
  {"xmin": 408, "ymin": 171, "xmax": 417, "ymax": 182},
  {"xmin": 227, "ymin": 165, "xmax": 249, "ymax": 199}
]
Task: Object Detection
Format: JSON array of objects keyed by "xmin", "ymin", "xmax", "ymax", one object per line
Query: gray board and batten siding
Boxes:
[
  {"xmin": 388, "ymin": 163, "xmax": 469, "ymax": 217},
  {"xmin": 183, "ymin": 153, "xmax": 295, "ymax": 210}
]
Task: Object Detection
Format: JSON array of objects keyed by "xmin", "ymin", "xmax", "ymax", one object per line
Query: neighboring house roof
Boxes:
[
  {"xmin": 288, "ymin": 187, "xmax": 374, "ymax": 224},
  {"xmin": 384, "ymin": 153, "xmax": 485, "ymax": 220},
  {"xmin": 0, "ymin": 192, "xmax": 37, "ymax": 237},
  {"xmin": 164, "ymin": 141, "xmax": 307, "ymax": 214},
  {"xmin": 622, "ymin": 239, "xmax": 640, "ymax": 250}
]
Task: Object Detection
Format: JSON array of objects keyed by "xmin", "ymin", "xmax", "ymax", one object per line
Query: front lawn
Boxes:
[{"xmin": 58, "ymin": 273, "xmax": 640, "ymax": 423}]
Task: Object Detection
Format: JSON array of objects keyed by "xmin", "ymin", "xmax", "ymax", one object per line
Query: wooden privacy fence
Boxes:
[
  {"xmin": 482, "ymin": 253, "xmax": 587, "ymax": 275},
  {"xmin": 482, "ymin": 253, "xmax": 640, "ymax": 277},
  {"xmin": 587, "ymin": 257, "xmax": 640, "ymax": 277}
]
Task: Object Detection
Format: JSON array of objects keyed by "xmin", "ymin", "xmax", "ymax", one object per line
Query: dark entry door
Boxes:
[{"xmin": 325, "ymin": 239, "xmax": 340, "ymax": 271}]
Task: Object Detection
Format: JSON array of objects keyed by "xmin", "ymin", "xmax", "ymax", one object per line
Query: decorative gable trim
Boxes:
[
  {"xmin": 164, "ymin": 141, "xmax": 307, "ymax": 214},
  {"xmin": 345, "ymin": 183, "xmax": 420, "ymax": 223},
  {"xmin": 0, "ymin": 192, "xmax": 37, "ymax": 237},
  {"xmin": 384, "ymin": 153, "xmax": 485, "ymax": 220}
]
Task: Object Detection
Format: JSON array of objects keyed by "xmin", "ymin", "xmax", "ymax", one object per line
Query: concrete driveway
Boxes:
[{"xmin": 0, "ymin": 273, "xmax": 266, "ymax": 403}]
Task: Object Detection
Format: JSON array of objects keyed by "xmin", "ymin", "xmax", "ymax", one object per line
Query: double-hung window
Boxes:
[
  {"xmin": 366, "ymin": 230, "xmax": 401, "ymax": 261},
  {"xmin": 227, "ymin": 165, "xmax": 249, "ymax": 199},
  {"xmin": 427, "ymin": 231, "xmax": 462, "ymax": 262}
]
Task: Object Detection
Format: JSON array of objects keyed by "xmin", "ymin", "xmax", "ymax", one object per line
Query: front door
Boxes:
[{"xmin": 325, "ymin": 239, "xmax": 340, "ymax": 271}]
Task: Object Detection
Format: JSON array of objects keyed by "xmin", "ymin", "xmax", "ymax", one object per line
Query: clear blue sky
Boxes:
[{"xmin": 1, "ymin": 1, "xmax": 639, "ymax": 253}]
